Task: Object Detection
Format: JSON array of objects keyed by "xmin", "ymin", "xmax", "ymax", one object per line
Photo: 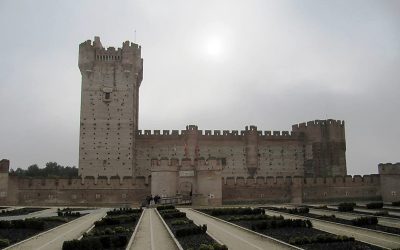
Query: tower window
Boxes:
[{"xmin": 105, "ymin": 92, "xmax": 110, "ymax": 100}]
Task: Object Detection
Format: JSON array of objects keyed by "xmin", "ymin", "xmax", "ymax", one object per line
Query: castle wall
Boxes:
[
  {"xmin": 7, "ymin": 176, "xmax": 150, "ymax": 206},
  {"xmin": 135, "ymin": 120, "xmax": 345, "ymax": 182},
  {"xmin": 379, "ymin": 163, "xmax": 400, "ymax": 202},
  {"xmin": 221, "ymin": 175, "xmax": 381, "ymax": 204},
  {"xmin": 0, "ymin": 160, "xmax": 10, "ymax": 203}
]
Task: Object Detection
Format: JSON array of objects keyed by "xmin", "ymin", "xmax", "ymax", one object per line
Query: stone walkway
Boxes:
[
  {"xmin": 180, "ymin": 208, "xmax": 296, "ymax": 250},
  {"xmin": 8, "ymin": 208, "xmax": 108, "ymax": 250},
  {"xmin": 130, "ymin": 208, "xmax": 178, "ymax": 250}
]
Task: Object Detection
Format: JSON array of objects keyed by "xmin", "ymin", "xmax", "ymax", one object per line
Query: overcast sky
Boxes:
[{"xmin": 0, "ymin": 0, "xmax": 399, "ymax": 175}]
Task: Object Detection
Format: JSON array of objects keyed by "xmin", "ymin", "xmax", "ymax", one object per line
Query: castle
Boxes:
[{"xmin": 0, "ymin": 37, "xmax": 399, "ymax": 206}]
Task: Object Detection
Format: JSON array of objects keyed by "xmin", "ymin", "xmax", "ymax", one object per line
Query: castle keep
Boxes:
[{"xmin": 0, "ymin": 37, "xmax": 399, "ymax": 206}]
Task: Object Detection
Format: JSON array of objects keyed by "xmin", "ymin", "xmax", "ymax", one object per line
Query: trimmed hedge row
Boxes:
[
  {"xmin": 107, "ymin": 207, "xmax": 142, "ymax": 216},
  {"xmin": 0, "ymin": 239, "xmax": 10, "ymax": 248},
  {"xmin": 197, "ymin": 243, "xmax": 229, "ymax": 250},
  {"xmin": 251, "ymin": 219, "xmax": 312, "ymax": 230},
  {"xmin": 374, "ymin": 211, "xmax": 389, "ymax": 216},
  {"xmin": 175, "ymin": 224, "xmax": 207, "ymax": 237},
  {"xmin": 160, "ymin": 211, "xmax": 187, "ymax": 219},
  {"xmin": 366, "ymin": 202, "xmax": 383, "ymax": 209},
  {"xmin": 201, "ymin": 207, "xmax": 264, "ymax": 216},
  {"xmin": 338, "ymin": 203, "xmax": 356, "ymax": 212},
  {"xmin": 156, "ymin": 205, "xmax": 175, "ymax": 211},
  {"xmin": 268, "ymin": 207, "xmax": 309, "ymax": 214},
  {"xmin": 226, "ymin": 214, "xmax": 283, "ymax": 222},
  {"xmin": 0, "ymin": 218, "xmax": 44, "ymax": 230},
  {"xmin": 62, "ymin": 235, "xmax": 128, "ymax": 250},
  {"xmin": 94, "ymin": 214, "xmax": 137, "ymax": 227},
  {"xmin": 57, "ymin": 210, "xmax": 81, "ymax": 217},
  {"xmin": 289, "ymin": 234, "xmax": 355, "ymax": 245},
  {"xmin": 392, "ymin": 201, "xmax": 400, "ymax": 206},
  {"xmin": 171, "ymin": 219, "xmax": 193, "ymax": 225},
  {"xmin": 351, "ymin": 216, "xmax": 378, "ymax": 226}
]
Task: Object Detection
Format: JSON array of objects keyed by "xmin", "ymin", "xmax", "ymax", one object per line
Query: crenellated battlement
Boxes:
[
  {"xmin": 292, "ymin": 119, "xmax": 345, "ymax": 130},
  {"xmin": 378, "ymin": 162, "xmax": 400, "ymax": 175},
  {"xmin": 221, "ymin": 174, "xmax": 380, "ymax": 186},
  {"xmin": 137, "ymin": 127, "xmax": 297, "ymax": 139},
  {"xmin": 79, "ymin": 36, "xmax": 141, "ymax": 72}
]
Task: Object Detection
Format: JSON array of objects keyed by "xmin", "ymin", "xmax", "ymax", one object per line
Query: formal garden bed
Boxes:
[
  {"xmin": 267, "ymin": 206, "xmax": 400, "ymax": 235},
  {"xmin": 157, "ymin": 205, "xmax": 227, "ymax": 250},
  {"xmin": 0, "ymin": 207, "xmax": 47, "ymax": 217},
  {"xmin": 0, "ymin": 213, "xmax": 83, "ymax": 249},
  {"xmin": 198, "ymin": 207, "xmax": 381, "ymax": 250},
  {"xmin": 309, "ymin": 203, "xmax": 400, "ymax": 219},
  {"xmin": 62, "ymin": 207, "xmax": 142, "ymax": 250}
]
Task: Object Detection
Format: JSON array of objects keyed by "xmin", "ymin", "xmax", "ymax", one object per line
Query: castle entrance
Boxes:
[{"xmin": 179, "ymin": 181, "xmax": 192, "ymax": 196}]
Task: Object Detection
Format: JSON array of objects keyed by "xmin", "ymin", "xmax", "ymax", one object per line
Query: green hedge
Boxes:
[
  {"xmin": 227, "ymin": 214, "xmax": 283, "ymax": 222},
  {"xmin": 198, "ymin": 243, "xmax": 228, "ymax": 250},
  {"xmin": 366, "ymin": 202, "xmax": 383, "ymax": 209},
  {"xmin": 175, "ymin": 224, "xmax": 207, "ymax": 237},
  {"xmin": 289, "ymin": 234, "xmax": 354, "ymax": 245},
  {"xmin": 0, "ymin": 239, "xmax": 10, "ymax": 248},
  {"xmin": 202, "ymin": 207, "xmax": 265, "ymax": 216},
  {"xmin": 156, "ymin": 205, "xmax": 175, "ymax": 211},
  {"xmin": 107, "ymin": 208, "xmax": 142, "ymax": 216},
  {"xmin": 338, "ymin": 203, "xmax": 356, "ymax": 212},
  {"xmin": 160, "ymin": 211, "xmax": 187, "ymax": 219},
  {"xmin": 251, "ymin": 219, "xmax": 312, "ymax": 230},
  {"xmin": 57, "ymin": 210, "xmax": 81, "ymax": 217},
  {"xmin": 171, "ymin": 219, "xmax": 193, "ymax": 225},
  {"xmin": 94, "ymin": 214, "xmax": 137, "ymax": 227},
  {"xmin": 352, "ymin": 216, "xmax": 378, "ymax": 226},
  {"xmin": 268, "ymin": 207, "xmax": 309, "ymax": 214},
  {"xmin": 62, "ymin": 235, "xmax": 128, "ymax": 250},
  {"xmin": 0, "ymin": 218, "xmax": 44, "ymax": 230},
  {"xmin": 392, "ymin": 201, "xmax": 400, "ymax": 206}
]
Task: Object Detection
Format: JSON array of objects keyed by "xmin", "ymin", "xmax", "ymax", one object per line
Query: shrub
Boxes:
[
  {"xmin": 374, "ymin": 211, "xmax": 389, "ymax": 216},
  {"xmin": 202, "ymin": 207, "xmax": 264, "ymax": 216},
  {"xmin": 366, "ymin": 202, "xmax": 383, "ymax": 209},
  {"xmin": 268, "ymin": 207, "xmax": 309, "ymax": 214},
  {"xmin": 111, "ymin": 235, "xmax": 128, "ymax": 248},
  {"xmin": 106, "ymin": 207, "xmax": 142, "ymax": 216},
  {"xmin": 94, "ymin": 214, "xmax": 136, "ymax": 227},
  {"xmin": 0, "ymin": 239, "xmax": 10, "ymax": 248},
  {"xmin": 392, "ymin": 201, "xmax": 400, "ymax": 206},
  {"xmin": 198, "ymin": 244, "xmax": 213, "ymax": 250},
  {"xmin": 338, "ymin": 203, "xmax": 356, "ymax": 212},
  {"xmin": 227, "ymin": 214, "xmax": 283, "ymax": 222},
  {"xmin": 171, "ymin": 219, "xmax": 192, "ymax": 225},
  {"xmin": 156, "ymin": 205, "xmax": 175, "ymax": 211},
  {"xmin": 99, "ymin": 236, "xmax": 111, "ymax": 248},
  {"xmin": 62, "ymin": 238, "xmax": 103, "ymax": 250},
  {"xmin": 161, "ymin": 211, "xmax": 186, "ymax": 219},
  {"xmin": 352, "ymin": 216, "xmax": 378, "ymax": 226},
  {"xmin": 175, "ymin": 224, "xmax": 207, "ymax": 237},
  {"xmin": 0, "ymin": 220, "xmax": 12, "ymax": 229},
  {"xmin": 251, "ymin": 219, "xmax": 312, "ymax": 230},
  {"xmin": 289, "ymin": 234, "xmax": 354, "ymax": 245}
]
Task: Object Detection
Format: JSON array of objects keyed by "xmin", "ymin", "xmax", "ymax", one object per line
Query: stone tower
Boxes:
[{"xmin": 78, "ymin": 37, "xmax": 143, "ymax": 180}]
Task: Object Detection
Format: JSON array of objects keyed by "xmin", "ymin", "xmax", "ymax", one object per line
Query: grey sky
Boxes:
[{"xmin": 0, "ymin": 0, "xmax": 399, "ymax": 175}]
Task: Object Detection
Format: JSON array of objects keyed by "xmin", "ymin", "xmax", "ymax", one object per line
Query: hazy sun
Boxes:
[{"xmin": 205, "ymin": 36, "xmax": 224, "ymax": 58}]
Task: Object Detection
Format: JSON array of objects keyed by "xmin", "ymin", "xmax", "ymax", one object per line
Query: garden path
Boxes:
[
  {"xmin": 6, "ymin": 208, "xmax": 107, "ymax": 250},
  {"xmin": 130, "ymin": 208, "xmax": 179, "ymax": 250}
]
